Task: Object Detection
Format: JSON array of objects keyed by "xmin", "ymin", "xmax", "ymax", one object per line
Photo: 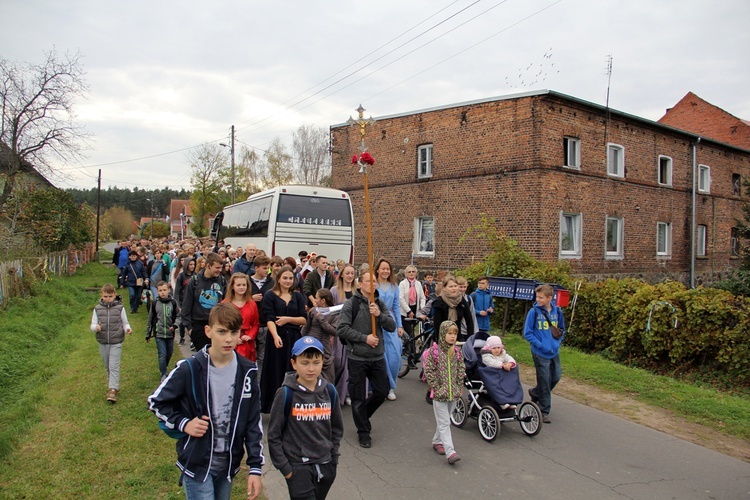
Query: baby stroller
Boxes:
[{"xmin": 450, "ymin": 332, "xmax": 542, "ymax": 441}]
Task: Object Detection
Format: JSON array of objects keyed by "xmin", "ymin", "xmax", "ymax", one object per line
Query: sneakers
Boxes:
[
  {"xmin": 528, "ymin": 388, "xmax": 539, "ymax": 403},
  {"xmin": 190, "ymin": 342, "xmax": 196, "ymax": 351},
  {"xmin": 344, "ymin": 397, "xmax": 352, "ymax": 406},
  {"xmin": 179, "ymin": 338, "xmax": 185, "ymax": 345},
  {"xmin": 387, "ymin": 390, "xmax": 397, "ymax": 401},
  {"xmin": 359, "ymin": 437, "xmax": 372, "ymax": 448},
  {"xmin": 106, "ymin": 389, "xmax": 118, "ymax": 403},
  {"xmin": 543, "ymin": 414, "xmax": 551, "ymax": 424},
  {"xmin": 432, "ymin": 443, "xmax": 445, "ymax": 455},
  {"xmin": 160, "ymin": 374, "xmax": 167, "ymax": 383},
  {"xmin": 447, "ymin": 453, "xmax": 461, "ymax": 465}
]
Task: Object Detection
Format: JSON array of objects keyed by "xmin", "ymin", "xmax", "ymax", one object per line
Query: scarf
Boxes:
[
  {"xmin": 408, "ymin": 279, "xmax": 417, "ymax": 306},
  {"xmin": 440, "ymin": 288, "xmax": 463, "ymax": 322}
]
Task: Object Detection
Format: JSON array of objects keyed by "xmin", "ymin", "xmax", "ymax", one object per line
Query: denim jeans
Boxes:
[
  {"xmin": 531, "ymin": 352, "xmax": 562, "ymax": 415},
  {"xmin": 183, "ymin": 471, "xmax": 232, "ymax": 500},
  {"xmin": 127, "ymin": 286, "xmax": 142, "ymax": 313},
  {"xmin": 155, "ymin": 337, "xmax": 174, "ymax": 377}
]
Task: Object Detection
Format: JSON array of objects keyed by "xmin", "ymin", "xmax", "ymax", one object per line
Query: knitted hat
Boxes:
[{"xmin": 481, "ymin": 335, "xmax": 504, "ymax": 352}]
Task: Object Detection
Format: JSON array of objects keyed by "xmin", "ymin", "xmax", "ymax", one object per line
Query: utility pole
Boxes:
[
  {"xmin": 221, "ymin": 125, "xmax": 236, "ymax": 205},
  {"xmin": 94, "ymin": 169, "xmax": 101, "ymax": 260},
  {"xmin": 230, "ymin": 125, "xmax": 236, "ymax": 205}
]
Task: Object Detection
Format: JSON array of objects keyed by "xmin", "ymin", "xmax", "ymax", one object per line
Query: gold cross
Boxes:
[{"xmin": 347, "ymin": 104, "xmax": 376, "ymax": 153}]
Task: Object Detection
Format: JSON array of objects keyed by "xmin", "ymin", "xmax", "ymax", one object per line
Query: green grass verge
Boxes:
[
  {"xmin": 0, "ymin": 261, "xmax": 264, "ymax": 498},
  {"xmin": 502, "ymin": 333, "xmax": 750, "ymax": 440}
]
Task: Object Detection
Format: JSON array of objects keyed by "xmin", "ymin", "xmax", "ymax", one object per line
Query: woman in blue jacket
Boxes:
[{"xmin": 121, "ymin": 250, "xmax": 147, "ymax": 314}]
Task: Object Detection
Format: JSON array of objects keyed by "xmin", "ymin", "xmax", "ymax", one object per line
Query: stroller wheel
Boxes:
[
  {"xmin": 518, "ymin": 401, "xmax": 542, "ymax": 436},
  {"xmin": 450, "ymin": 396, "xmax": 468, "ymax": 428},
  {"xmin": 478, "ymin": 406, "xmax": 500, "ymax": 442}
]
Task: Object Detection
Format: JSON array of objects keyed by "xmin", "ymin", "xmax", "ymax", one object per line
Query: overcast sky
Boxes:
[{"xmin": 3, "ymin": 0, "xmax": 748, "ymax": 192}]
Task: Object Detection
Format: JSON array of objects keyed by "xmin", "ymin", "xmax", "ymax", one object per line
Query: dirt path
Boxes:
[{"xmin": 517, "ymin": 366, "xmax": 750, "ymax": 463}]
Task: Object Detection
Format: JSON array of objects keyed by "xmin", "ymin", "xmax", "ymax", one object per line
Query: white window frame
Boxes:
[
  {"xmin": 413, "ymin": 216, "xmax": 434, "ymax": 257},
  {"xmin": 658, "ymin": 155, "xmax": 673, "ymax": 186},
  {"xmin": 417, "ymin": 144, "xmax": 433, "ymax": 179},
  {"xmin": 560, "ymin": 212, "xmax": 582, "ymax": 259},
  {"xmin": 697, "ymin": 224, "xmax": 707, "ymax": 257},
  {"xmin": 698, "ymin": 164, "xmax": 711, "ymax": 193},
  {"xmin": 607, "ymin": 143, "xmax": 625, "ymax": 177},
  {"xmin": 657, "ymin": 222, "xmax": 672, "ymax": 257},
  {"xmin": 563, "ymin": 137, "xmax": 581, "ymax": 169},
  {"xmin": 605, "ymin": 216, "xmax": 624, "ymax": 259}
]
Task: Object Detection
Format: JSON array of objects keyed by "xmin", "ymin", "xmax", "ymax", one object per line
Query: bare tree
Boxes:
[
  {"xmin": 0, "ymin": 50, "xmax": 90, "ymax": 207},
  {"xmin": 188, "ymin": 143, "xmax": 229, "ymax": 237},
  {"xmin": 262, "ymin": 137, "xmax": 293, "ymax": 188},
  {"xmin": 234, "ymin": 145, "xmax": 264, "ymax": 198},
  {"xmin": 292, "ymin": 124, "xmax": 330, "ymax": 186}
]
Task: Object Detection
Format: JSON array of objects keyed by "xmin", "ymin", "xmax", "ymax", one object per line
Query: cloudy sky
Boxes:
[{"xmin": 3, "ymin": 0, "xmax": 748, "ymax": 191}]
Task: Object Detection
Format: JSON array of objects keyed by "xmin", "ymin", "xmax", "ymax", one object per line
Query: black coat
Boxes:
[{"xmin": 432, "ymin": 296, "xmax": 475, "ymax": 342}]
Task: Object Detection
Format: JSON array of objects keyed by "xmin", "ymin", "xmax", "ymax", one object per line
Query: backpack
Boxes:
[
  {"xmin": 150, "ymin": 260, "xmax": 164, "ymax": 283},
  {"xmin": 158, "ymin": 357, "xmax": 200, "ymax": 439},
  {"xmin": 282, "ymin": 382, "xmax": 337, "ymax": 429},
  {"xmin": 420, "ymin": 342, "xmax": 441, "ymax": 382}
]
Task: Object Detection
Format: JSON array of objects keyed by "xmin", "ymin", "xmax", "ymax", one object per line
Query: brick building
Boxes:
[{"xmin": 330, "ymin": 90, "xmax": 750, "ymax": 285}]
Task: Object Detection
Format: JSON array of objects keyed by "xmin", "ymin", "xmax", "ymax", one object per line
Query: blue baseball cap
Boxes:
[{"xmin": 292, "ymin": 336, "xmax": 325, "ymax": 356}]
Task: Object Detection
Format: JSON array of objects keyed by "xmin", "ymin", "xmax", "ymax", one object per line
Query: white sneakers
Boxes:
[{"xmin": 387, "ymin": 390, "xmax": 397, "ymax": 401}]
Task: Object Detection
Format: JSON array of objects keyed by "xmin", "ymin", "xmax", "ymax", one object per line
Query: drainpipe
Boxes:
[{"xmin": 691, "ymin": 137, "xmax": 701, "ymax": 288}]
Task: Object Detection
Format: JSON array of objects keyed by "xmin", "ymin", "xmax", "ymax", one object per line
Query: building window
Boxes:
[
  {"xmin": 657, "ymin": 222, "xmax": 672, "ymax": 257},
  {"xmin": 414, "ymin": 216, "xmax": 434, "ymax": 256},
  {"xmin": 607, "ymin": 143, "xmax": 625, "ymax": 177},
  {"xmin": 698, "ymin": 164, "xmax": 711, "ymax": 193},
  {"xmin": 605, "ymin": 216, "xmax": 623, "ymax": 258},
  {"xmin": 697, "ymin": 224, "xmax": 707, "ymax": 257},
  {"xmin": 560, "ymin": 213, "xmax": 582, "ymax": 258},
  {"xmin": 658, "ymin": 156, "xmax": 672, "ymax": 186},
  {"xmin": 417, "ymin": 144, "xmax": 433, "ymax": 179},
  {"xmin": 731, "ymin": 227, "xmax": 740, "ymax": 257},
  {"xmin": 563, "ymin": 137, "xmax": 580, "ymax": 168},
  {"xmin": 732, "ymin": 173, "xmax": 741, "ymax": 196}
]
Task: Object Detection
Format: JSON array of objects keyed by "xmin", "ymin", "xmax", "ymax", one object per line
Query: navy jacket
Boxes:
[{"xmin": 147, "ymin": 348, "xmax": 264, "ymax": 481}]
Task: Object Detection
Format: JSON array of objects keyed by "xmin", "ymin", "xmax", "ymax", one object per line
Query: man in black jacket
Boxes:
[
  {"xmin": 302, "ymin": 255, "xmax": 334, "ymax": 308},
  {"xmin": 180, "ymin": 252, "xmax": 227, "ymax": 351},
  {"xmin": 336, "ymin": 272, "xmax": 395, "ymax": 448}
]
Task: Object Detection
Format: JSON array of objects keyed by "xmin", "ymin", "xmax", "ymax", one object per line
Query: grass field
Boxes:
[
  {"xmin": 0, "ymin": 259, "xmax": 257, "ymax": 498},
  {"xmin": 0, "ymin": 259, "xmax": 747, "ymax": 497}
]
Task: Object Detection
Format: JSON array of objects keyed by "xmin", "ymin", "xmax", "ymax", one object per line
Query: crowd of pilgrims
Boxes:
[{"xmin": 112, "ymin": 236, "xmax": 478, "ymax": 413}]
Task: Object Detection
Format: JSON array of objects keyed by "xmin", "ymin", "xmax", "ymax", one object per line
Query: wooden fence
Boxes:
[{"xmin": 0, "ymin": 243, "xmax": 96, "ymax": 306}]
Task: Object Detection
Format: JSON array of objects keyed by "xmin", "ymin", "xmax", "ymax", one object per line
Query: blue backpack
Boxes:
[{"xmin": 158, "ymin": 357, "xmax": 200, "ymax": 439}]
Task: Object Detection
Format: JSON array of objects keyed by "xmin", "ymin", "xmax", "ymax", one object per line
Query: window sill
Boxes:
[
  {"xmin": 559, "ymin": 253, "xmax": 582, "ymax": 260},
  {"xmin": 607, "ymin": 173, "xmax": 625, "ymax": 179},
  {"xmin": 656, "ymin": 254, "xmax": 672, "ymax": 260},
  {"xmin": 605, "ymin": 255, "xmax": 624, "ymax": 260},
  {"xmin": 562, "ymin": 165, "xmax": 581, "ymax": 170},
  {"xmin": 413, "ymin": 252, "xmax": 434, "ymax": 258}
]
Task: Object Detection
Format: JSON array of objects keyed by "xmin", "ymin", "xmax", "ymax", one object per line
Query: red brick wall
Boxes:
[{"xmin": 331, "ymin": 93, "xmax": 750, "ymax": 284}]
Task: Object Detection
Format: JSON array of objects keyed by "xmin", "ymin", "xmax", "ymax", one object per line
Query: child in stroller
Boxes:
[
  {"xmin": 480, "ymin": 336, "xmax": 517, "ymax": 410},
  {"xmin": 449, "ymin": 331, "xmax": 542, "ymax": 441}
]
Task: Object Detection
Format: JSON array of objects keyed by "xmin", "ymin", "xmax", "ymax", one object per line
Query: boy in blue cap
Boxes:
[{"xmin": 267, "ymin": 336, "xmax": 344, "ymax": 499}]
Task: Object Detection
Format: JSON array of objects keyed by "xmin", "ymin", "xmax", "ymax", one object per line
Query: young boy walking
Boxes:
[
  {"xmin": 268, "ymin": 336, "xmax": 343, "ymax": 499},
  {"xmin": 471, "ymin": 276, "xmax": 494, "ymax": 332},
  {"xmin": 90, "ymin": 284, "xmax": 132, "ymax": 403},
  {"xmin": 146, "ymin": 281, "xmax": 179, "ymax": 382},
  {"xmin": 148, "ymin": 302, "xmax": 264, "ymax": 500},
  {"xmin": 423, "ymin": 320, "xmax": 465, "ymax": 465},
  {"xmin": 524, "ymin": 284, "xmax": 565, "ymax": 424}
]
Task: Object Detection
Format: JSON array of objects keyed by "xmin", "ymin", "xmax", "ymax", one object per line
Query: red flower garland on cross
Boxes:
[{"xmin": 352, "ymin": 151, "xmax": 375, "ymax": 166}]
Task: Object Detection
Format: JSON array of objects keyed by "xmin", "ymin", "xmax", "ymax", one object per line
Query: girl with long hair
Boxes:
[
  {"xmin": 374, "ymin": 258, "xmax": 403, "ymax": 401},
  {"xmin": 259, "ymin": 266, "xmax": 307, "ymax": 413},
  {"xmin": 224, "ymin": 273, "xmax": 260, "ymax": 361}
]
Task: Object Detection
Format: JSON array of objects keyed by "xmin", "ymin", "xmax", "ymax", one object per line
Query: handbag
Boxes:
[
  {"xmin": 540, "ymin": 308, "xmax": 563, "ymax": 340},
  {"xmin": 130, "ymin": 264, "xmax": 144, "ymax": 286}
]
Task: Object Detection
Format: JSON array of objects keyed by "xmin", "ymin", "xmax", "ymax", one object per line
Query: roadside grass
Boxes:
[
  {"xmin": 502, "ymin": 333, "xmax": 750, "ymax": 440},
  {"xmin": 0, "ymin": 260, "xmax": 264, "ymax": 499}
]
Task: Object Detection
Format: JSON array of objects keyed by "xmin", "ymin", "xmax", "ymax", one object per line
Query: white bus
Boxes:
[{"xmin": 219, "ymin": 185, "xmax": 354, "ymax": 264}]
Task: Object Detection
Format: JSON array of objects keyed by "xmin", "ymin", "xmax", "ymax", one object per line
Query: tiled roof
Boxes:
[{"xmin": 658, "ymin": 92, "xmax": 750, "ymax": 150}]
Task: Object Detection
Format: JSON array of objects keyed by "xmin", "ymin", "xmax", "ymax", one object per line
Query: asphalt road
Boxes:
[{"xmin": 257, "ymin": 368, "xmax": 750, "ymax": 500}]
